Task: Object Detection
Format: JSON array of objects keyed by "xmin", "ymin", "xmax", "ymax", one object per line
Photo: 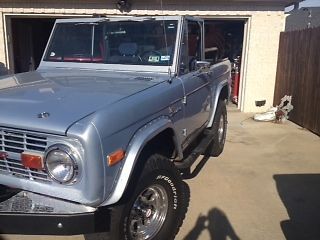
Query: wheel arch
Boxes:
[
  {"xmin": 207, "ymin": 81, "xmax": 229, "ymax": 128},
  {"xmin": 102, "ymin": 116, "xmax": 182, "ymax": 206}
]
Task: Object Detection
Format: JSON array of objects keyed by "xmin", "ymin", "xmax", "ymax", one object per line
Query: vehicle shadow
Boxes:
[
  {"xmin": 183, "ymin": 208, "xmax": 240, "ymax": 240},
  {"xmin": 274, "ymin": 174, "xmax": 320, "ymax": 240}
]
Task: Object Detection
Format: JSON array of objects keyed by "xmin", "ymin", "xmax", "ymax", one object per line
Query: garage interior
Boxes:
[
  {"xmin": 11, "ymin": 17, "xmax": 56, "ymax": 73},
  {"xmin": 9, "ymin": 17, "xmax": 245, "ymax": 105},
  {"xmin": 204, "ymin": 19, "xmax": 245, "ymax": 105}
]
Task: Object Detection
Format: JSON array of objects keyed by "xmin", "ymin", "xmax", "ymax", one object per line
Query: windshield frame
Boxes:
[{"xmin": 39, "ymin": 16, "xmax": 183, "ymax": 74}]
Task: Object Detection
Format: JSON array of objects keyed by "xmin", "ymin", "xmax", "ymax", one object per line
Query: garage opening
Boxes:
[
  {"xmin": 9, "ymin": 17, "xmax": 246, "ymax": 105},
  {"xmin": 204, "ymin": 19, "xmax": 245, "ymax": 106},
  {"xmin": 11, "ymin": 18, "xmax": 56, "ymax": 73}
]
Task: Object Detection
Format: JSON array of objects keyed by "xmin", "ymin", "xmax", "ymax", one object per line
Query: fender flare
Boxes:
[
  {"xmin": 207, "ymin": 79, "xmax": 229, "ymax": 128},
  {"xmin": 102, "ymin": 116, "xmax": 182, "ymax": 206}
]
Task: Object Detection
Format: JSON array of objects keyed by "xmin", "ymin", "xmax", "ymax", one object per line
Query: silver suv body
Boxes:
[{"xmin": 0, "ymin": 16, "xmax": 230, "ymax": 239}]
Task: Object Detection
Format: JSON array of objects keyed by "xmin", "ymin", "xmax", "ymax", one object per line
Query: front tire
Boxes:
[{"xmin": 115, "ymin": 154, "xmax": 189, "ymax": 240}]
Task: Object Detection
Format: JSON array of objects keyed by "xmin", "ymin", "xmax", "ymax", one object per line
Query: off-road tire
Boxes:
[
  {"xmin": 85, "ymin": 154, "xmax": 189, "ymax": 240},
  {"xmin": 120, "ymin": 154, "xmax": 189, "ymax": 240},
  {"xmin": 206, "ymin": 100, "xmax": 227, "ymax": 157}
]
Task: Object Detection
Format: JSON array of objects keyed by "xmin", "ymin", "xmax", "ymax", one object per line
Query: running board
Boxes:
[{"xmin": 175, "ymin": 130, "xmax": 213, "ymax": 169}]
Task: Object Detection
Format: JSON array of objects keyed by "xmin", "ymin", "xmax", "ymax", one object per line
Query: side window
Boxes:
[{"xmin": 179, "ymin": 20, "xmax": 203, "ymax": 75}]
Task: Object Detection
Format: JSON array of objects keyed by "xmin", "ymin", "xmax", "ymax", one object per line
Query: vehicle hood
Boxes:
[{"xmin": 0, "ymin": 69, "xmax": 164, "ymax": 134}]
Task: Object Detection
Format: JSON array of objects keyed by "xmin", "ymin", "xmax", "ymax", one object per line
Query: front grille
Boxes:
[{"xmin": 0, "ymin": 127, "xmax": 51, "ymax": 182}]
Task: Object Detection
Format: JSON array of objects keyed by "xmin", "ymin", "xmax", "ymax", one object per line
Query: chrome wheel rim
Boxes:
[
  {"xmin": 129, "ymin": 184, "xmax": 168, "ymax": 240},
  {"xmin": 218, "ymin": 114, "xmax": 225, "ymax": 143}
]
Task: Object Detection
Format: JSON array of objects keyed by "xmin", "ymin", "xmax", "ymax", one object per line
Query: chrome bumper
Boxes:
[{"xmin": 0, "ymin": 187, "xmax": 111, "ymax": 235}]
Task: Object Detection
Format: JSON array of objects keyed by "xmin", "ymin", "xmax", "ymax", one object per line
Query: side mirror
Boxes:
[{"xmin": 195, "ymin": 61, "xmax": 211, "ymax": 72}]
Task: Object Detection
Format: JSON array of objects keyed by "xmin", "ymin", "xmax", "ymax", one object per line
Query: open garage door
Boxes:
[
  {"xmin": 204, "ymin": 19, "xmax": 245, "ymax": 106},
  {"xmin": 10, "ymin": 18, "xmax": 56, "ymax": 73}
]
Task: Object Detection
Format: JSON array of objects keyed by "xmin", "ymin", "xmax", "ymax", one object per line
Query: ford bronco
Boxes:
[{"xmin": 0, "ymin": 16, "xmax": 230, "ymax": 239}]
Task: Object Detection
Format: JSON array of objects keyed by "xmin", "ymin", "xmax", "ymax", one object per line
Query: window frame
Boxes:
[{"xmin": 178, "ymin": 18, "xmax": 205, "ymax": 76}]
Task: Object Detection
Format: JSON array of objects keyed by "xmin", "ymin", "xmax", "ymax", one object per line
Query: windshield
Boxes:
[{"xmin": 44, "ymin": 20, "xmax": 178, "ymax": 66}]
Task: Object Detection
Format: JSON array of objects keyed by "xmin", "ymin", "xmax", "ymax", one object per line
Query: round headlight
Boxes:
[{"xmin": 44, "ymin": 144, "xmax": 78, "ymax": 183}]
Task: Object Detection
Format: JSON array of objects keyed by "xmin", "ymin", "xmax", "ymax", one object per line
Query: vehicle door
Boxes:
[{"xmin": 178, "ymin": 19, "xmax": 212, "ymax": 147}]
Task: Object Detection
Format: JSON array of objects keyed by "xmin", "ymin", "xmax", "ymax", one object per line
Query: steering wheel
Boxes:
[{"xmin": 140, "ymin": 50, "xmax": 162, "ymax": 62}]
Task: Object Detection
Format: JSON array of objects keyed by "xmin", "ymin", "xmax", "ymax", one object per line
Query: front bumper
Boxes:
[{"xmin": 0, "ymin": 187, "xmax": 111, "ymax": 235}]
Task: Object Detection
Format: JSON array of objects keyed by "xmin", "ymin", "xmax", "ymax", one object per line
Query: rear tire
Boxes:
[{"xmin": 206, "ymin": 100, "xmax": 227, "ymax": 157}]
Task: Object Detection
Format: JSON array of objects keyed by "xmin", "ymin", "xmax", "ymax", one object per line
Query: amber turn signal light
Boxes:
[
  {"xmin": 21, "ymin": 152, "xmax": 44, "ymax": 170},
  {"xmin": 107, "ymin": 149, "xmax": 125, "ymax": 166}
]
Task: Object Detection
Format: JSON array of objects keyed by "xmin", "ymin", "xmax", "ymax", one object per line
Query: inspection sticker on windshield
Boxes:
[
  {"xmin": 161, "ymin": 55, "xmax": 170, "ymax": 61},
  {"xmin": 148, "ymin": 56, "xmax": 160, "ymax": 63}
]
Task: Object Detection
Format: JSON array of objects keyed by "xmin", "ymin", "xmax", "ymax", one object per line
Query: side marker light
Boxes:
[{"xmin": 107, "ymin": 149, "xmax": 125, "ymax": 166}]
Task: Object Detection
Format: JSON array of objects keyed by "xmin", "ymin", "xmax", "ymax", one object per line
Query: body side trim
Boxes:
[{"xmin": 186, "ymin": 81, "xmax": 210, "ymax": 96}]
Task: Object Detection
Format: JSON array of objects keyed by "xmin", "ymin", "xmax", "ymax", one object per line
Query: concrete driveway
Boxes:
[{"xmin": 2, "ymin": 107, "xmax": 320, "ymax": 240}]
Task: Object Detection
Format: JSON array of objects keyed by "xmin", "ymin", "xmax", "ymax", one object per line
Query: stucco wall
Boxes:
[
  {"xmin": 0, "ymin": 1, "xmax": 286, "ymax": 112},
  {"xmin": 243, "ymin": 11, "xmax": 286, "ymax": 112}
]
